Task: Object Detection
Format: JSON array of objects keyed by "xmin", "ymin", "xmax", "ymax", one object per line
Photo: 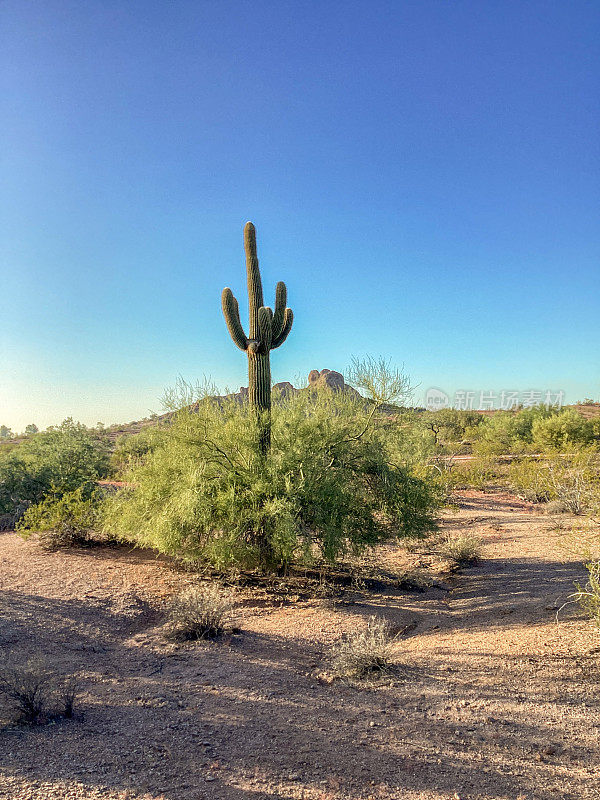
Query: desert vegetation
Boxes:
[{"xmin": 1, "ymin": 224, "xmax": 599, "ymax": 799}]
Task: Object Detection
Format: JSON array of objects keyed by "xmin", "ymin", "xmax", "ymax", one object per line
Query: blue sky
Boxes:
[{"xmin": 2, "ymin": 0, "xmax": 599, "ymax": 430}]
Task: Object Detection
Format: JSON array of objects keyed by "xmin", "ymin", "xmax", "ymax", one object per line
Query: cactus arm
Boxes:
[
  {"xmin": 222, "ymin": 287, "xmax": 248, "ymax": 351},
  {"xmin": 271, "ymin": 307, "xmax": 293, "ymax": 349},
  {"xmin": 271, "ymin": 281, "xmax": 287, "ymax": 340},
  {"xmin": 244, "ymin": 222, "xmax": 264, "ymax": 340},
  {"xmin": 258, "ymin": 306, "xmax": 273, "ymax": 353}
]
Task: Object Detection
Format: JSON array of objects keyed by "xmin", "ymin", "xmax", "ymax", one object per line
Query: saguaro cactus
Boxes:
[{"xmin": 222, "ymin": 222, "xmax": 293, "ymax": 452}]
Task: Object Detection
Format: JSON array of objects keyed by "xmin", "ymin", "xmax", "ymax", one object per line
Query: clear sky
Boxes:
[{"xmin": 2, "ymin": 0, "xmax": 599, "ymax": 431}]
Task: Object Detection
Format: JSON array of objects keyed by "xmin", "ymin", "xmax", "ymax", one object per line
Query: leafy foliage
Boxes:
[
  {"xmin": 571, "ymin": 561, "xmax": 600, "ymax": 632},
  {"xmin": 422, "ymin": 408, "xmax": 484, "ymax": 449},
  {"xmin": 17, "ymin": 487, "xmax": 104, "ymax": 548},
  {"xmin": 111, "ymin": 425, "xmax": 168, "ymax": 472},
  {"xmin": 0, "ymin": 419, "xmax": 110, "ymax": 526},
  {"xmin": 508, "ymin": 449, "xmax": 600, "ymax": 513},
  {"xmin": 104, "ymin": 389, "xmax": 439, "ymax": 571},
  {"xmin": 531, "ymin": 408, "xmax": 598, "ymax": 450}
]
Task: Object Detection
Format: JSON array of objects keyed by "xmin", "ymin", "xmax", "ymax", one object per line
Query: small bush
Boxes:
[
  {"xmin": 56, "ymin": 679, "xmax": 78, "ymax": 719},
  {"xmin": 17, "ymin": 487, "xmax": 104, "ymax": 549},
  {"xmin": 532, "ymin": 409, "xmax": 597, "ymax": 450},
  {"xmin": 0, "ymin": 659, "xmax": 52, "ymax": 724},
  {"xmin": 330, "ymin": 616, "xmax": 395, "ymax": 679},
  {"xmin": 509, "ymin": 450, "xmax": 600, "ymax": 513},
  {"xmin": 544, "ymin": 499, "xmax": 568, "ymax": 515},
  {"xmin": 508, "ymin": 457, "xmax": 552, "ymax": 503},
  {"xmin": 168, "ymin": 584, "xmax": 234, "ymax": 640},
  {"xmin": 439, "ymin": 532, "xmax": 482, "ymax": 565},
  {"xmin": 571, "ymin": 561, "xmax": 600, "ymax": 631}
]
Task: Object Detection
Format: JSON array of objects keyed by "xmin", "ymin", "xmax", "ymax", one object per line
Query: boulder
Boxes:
[{"xmin": 308, "ymin": 369, "xmax": 345, "ymax": 392}]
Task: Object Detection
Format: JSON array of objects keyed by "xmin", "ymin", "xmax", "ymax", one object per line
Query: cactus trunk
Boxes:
[
  {"xmin": 222, "ymin": 222, "xmax": 293, "ymax": 455},
  {"xmin": 248, "ymin": 351, "xmax": 272, "ymax": 452}
]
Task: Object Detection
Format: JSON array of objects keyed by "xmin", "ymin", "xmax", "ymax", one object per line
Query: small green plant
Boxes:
[
  {"xmin": 168, "ymin": 584, "xmax": 234, "ymax": 640},
  {"xmin": 508, "ymin": 457, "xmax": 551, "ymax": 502},
  {"xmin": 570, "ymin": 561, "xmax": 600, "ymax": 631},
  {"xmin": 17, "ymin": 487, "xmax": 104, "ymax": 549},
  {"xmin": 509, "ymin": 450, "xmax": 600, "ymax": 513},
  {"xmin": 439, "ymin": 532, "xmax": 482, "ymax": 565},
  {"xmin": 329, "ymin": 616, "xmax": 395, "ymax": 679}
]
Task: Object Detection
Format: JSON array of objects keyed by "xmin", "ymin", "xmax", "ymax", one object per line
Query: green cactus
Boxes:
[{"xmin": 222, "ymin": 222, "xmax": 293, "ymax": 453}]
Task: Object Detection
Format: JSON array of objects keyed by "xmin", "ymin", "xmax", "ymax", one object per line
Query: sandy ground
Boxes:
[{"xmin": 0, "ymin": 491, "xmax": 598, "ymax": 800}]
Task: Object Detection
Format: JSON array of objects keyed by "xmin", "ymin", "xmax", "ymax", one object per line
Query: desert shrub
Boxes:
[
  {"xmin": 508, "ymin": 457, "xmax": 552, "ymax": 502},
  {"xmin": 0, "ymin": 659, "xmax": 51, "ymax": 723},
  {"xmin": 168, "ymin": 584, "xmax": 234, "ymax": 640},
  {"xmin": 473, "ymin": 405, "xmax": 560, "ymax": 455},
  {"xmin": 422, "ymin": 409, "xmax": 484, "ymax": 449},
  {"xmin": 453, "ymin": 455, "xmax": 500, "ymax": 490},
  {"xmin": 0, "ymin": 659, "xmax": 79, "ymax": 724},
  {"xmin": 570, "ymin": 561, "xmax": 600, "ymax": 631},
  {"xmin": 418, "ymin": 454, "xmax": 501, "ymax": 501},
  {"xmin": 532, "ymin": 409, "xmax": 598, "ymax": 451},
  {"xmin": 439, "ymin": 532, "xmax": 482, "ymax": 565},
  {"xmin": 386, "ymin": 410, "xmax": 437, "ymax": 466},
  {"xmin": 17, "ymin": 487, "xmax": 104, "ymax": 549},
  {"xmin": 547, "ymin": 450, "xmax": 600, "ymax": 514},
  {"xmin": 544, "ymin": 499, "xmax": 568, "ymax": 515},
  {"xmin": 329, "ymin": 616, "xmax": 395, "ymax": 679},
  {"xmin": 509, "ymin": 450, "xmax": 600, "ymax": 513},
  {"xmin": 57, "ymin": 679, "xmax": 78, "ymax": 718},
  {"xmin": 104, "ymin": 389, "xmax": 438, "ymax": 572},
  {"xmin": 112, "ymin": 426, "xmax": 168, "ymax": 473},
  {"xmin": 0, "ymin": 419, "xmax": 111, "ymax": 525}
]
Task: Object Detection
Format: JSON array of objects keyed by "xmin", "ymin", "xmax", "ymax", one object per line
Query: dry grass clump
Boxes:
[
  {"xmin": 439, "ymin": 532, "xmax": 482, "ymax": 565},
  {"xmin": 0, "ymin": 658, "xmax": 78, "ymax": 724},
  {"xmin": 330, "ymin": 616, "xmax": 396, "ymax": 679},
  {"xmin": 168, "ymin": 584, "xmax": 234, "ymax": 641},
  {"xmin": 544, "ymin": 500, "xmax": 568, "ymax": 515}
]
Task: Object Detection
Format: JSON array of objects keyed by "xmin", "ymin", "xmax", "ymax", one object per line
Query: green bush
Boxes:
[
  {"xmin": 532, "ymin": 408, "xmax": 597, "ymax": 450},
  {"xmin": 507, "ymin": 457, "xmax": 552, "ymax": 503},
  {"xmin": 417, "ymin": 454, "xmax": 501, "ymax": 500},
  {"xmin": 111, "ymin": 426, "xmax": 168, "ymax": 473},
  {"xmin": 571, "ymin": 561, "xmax": 600, "ymax": 632},
  {"xmin": 0, "ymin": 419, "xmax": 110, "ymax": 526},
  {"xmin": 509, "ymin": 449, "xmax": 600, "ymax": 513},
  {"xmin": 473, "ymin": 405, "xmax": 558, "ymax": 455},
  {"xmin": 104, "ymin": 390, "xmax": 439, "ymax": 572},
  {"xmin": 422, "ymin": 408, "xmax": 484, "ymax": 449},
  {"xmin": 17, "ymin": 487, "xmax": 104, "ymax": 549}
]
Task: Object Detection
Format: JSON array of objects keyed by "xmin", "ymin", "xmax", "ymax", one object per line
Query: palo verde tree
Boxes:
[{"xmin": 221, "ymin": 222, "xmax": 293, "ymax": 453}]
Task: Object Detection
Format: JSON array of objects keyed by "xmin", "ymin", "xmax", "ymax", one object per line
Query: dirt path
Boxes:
[{"xmin": 0, "ymin": 492, "xmax": 598, "ymax": 800}]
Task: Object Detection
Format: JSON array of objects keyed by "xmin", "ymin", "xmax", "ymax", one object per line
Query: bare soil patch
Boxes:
[{"xmin": 0, "ymin": 491, "xmax": 598, "ymax": 800}]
